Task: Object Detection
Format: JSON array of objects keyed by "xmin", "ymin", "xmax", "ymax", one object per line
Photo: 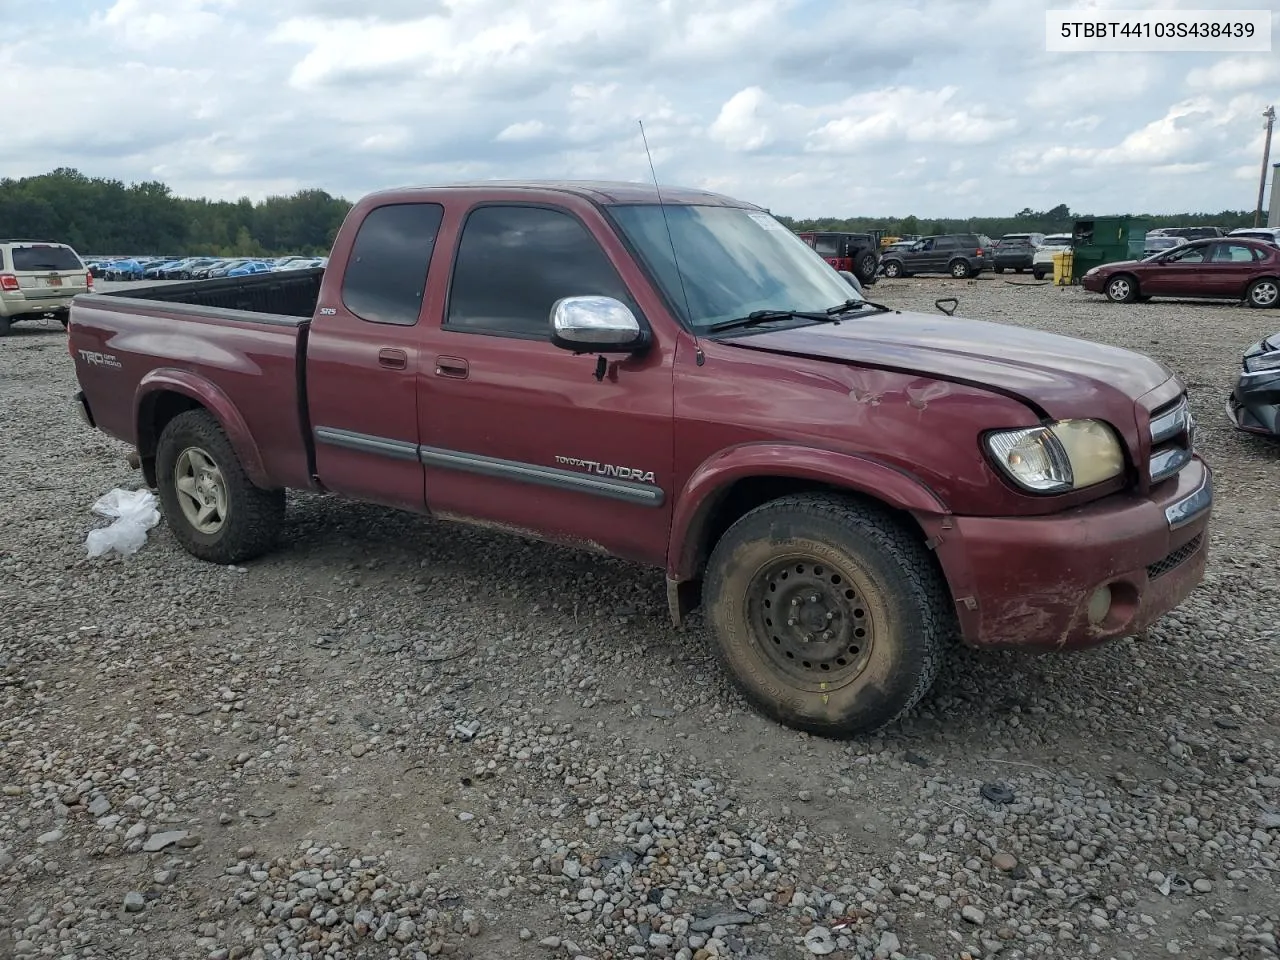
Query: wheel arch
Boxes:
[
  {"xmin": 664, "ymin": 445, "xmax": 951, "ymax": 624},
  {"xmin": 134, "ymin": 369, "xmax": 268, "ymax": 489}
]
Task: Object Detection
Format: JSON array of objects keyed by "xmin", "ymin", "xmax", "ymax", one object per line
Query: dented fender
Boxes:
[
  {"xmin": 134, "ymin": 368, "xmax": 270, "ymax": 488},
  {"xmin": 666, "ymin": 442, "xmax": 951, "ymax": 581}
]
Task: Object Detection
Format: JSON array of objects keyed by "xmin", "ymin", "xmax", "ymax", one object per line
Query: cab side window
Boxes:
[{"xmin": 445, "ymin": 205, "xmax": 635, "ymax": 339}]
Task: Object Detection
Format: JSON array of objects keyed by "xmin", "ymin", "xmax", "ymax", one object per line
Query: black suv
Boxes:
[
  {"xmin": 992, "ymin": 233, "xmax": 1045, "ymax": 273},
  {"xmin": 878, "ymin": 233, "xmax": 990, "ymax": 279}
]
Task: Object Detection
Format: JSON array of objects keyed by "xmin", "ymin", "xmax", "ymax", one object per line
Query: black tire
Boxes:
[
  {"xmin": 949, "ymin": 259, "xmax": 971, "ymax": 279},
  {"xmin": 1015, "ymin": 267, "xmax": 1024, "ymax": 274},
  {"xmin": 857, "ymin": 253, "xmax": 878, "ymax": 283},
  {"xmin": 703, "ymin": 493, "xmax": 951, "ymax": 737},
  {"xmin": 1106, "ymin": 274, "xmax": 1138, "ymax": 303},
  {"xmin": 1032, "ymin": 268, "xmax": 1046, "ymax": 280},
  {"xmin": 881, "ymin": 260, "xmax": 904, "ymax": 279},
  {"xmin": 155, "ymin": 409, "xmax": 284, "ymax": 564},
  {"xmin": 0, "ymin": 316, "xmax": 10, "ymax": 337},
  {"xmin": 1246, "ymin": 277, "xmax": 1279, "ymax": 309},
  {"xmin": 994, "ymin": 266, "xmax": 1005, "ymax": 274}
]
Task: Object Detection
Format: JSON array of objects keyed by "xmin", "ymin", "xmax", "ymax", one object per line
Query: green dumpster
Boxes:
[{"xmin": 1070, "ymin": 217, "xmax": 1149, "ymax": 282}]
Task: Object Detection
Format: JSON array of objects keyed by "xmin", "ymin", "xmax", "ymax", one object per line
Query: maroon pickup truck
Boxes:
[{"xmin": 67, "ymin": 180, "xmax": 1212, "ymax": 737}]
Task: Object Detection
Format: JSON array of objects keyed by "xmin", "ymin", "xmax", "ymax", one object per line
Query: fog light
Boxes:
[{"xmin": 1087, "ymin": 585, "xmax": 1112, "ymax": 625}]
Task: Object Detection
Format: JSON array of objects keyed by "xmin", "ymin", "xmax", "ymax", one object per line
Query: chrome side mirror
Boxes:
[{"xmin": 550, "ymin": 296, "xmax": 649, "ymax": 354}]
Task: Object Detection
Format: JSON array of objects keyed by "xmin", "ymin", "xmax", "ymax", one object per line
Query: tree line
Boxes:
[
  {"xmin": 0, "ymin": 168, "xmax": 352, "ymax": 257},
  {"xmin": 0, "ymin": 169, "xmax": 1262, "ymax": 257},
  {"xmin": 773, "ymin": 203, "xmax": 1261, "ymax": 239}
]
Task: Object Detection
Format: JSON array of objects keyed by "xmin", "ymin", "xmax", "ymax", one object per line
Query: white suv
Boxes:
[
  {"xmin": 1031, "ymin": 233, "xmax": 1073, "ymax": 280},
  {"xmin": 0, "ymin": 239, "xmax": 93, "ymax": 334}
]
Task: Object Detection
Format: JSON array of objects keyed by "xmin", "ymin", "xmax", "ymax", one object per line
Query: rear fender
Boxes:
[
  {"xmin": 666, "ymin": 442, "xmax": 950, "ymax": 582},
  {"xmin": 134, "ymin": 368, "xmax": 269, "ymax": 488}
]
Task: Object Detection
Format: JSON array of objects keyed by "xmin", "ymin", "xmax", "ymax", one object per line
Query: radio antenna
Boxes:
[{"xmin": 639, "ymin": 119, "xmax": 699, "ymax": 351}]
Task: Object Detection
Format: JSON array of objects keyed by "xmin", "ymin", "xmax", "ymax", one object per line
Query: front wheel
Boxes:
[
  {"xmin": 1106, "ymin": 275, "xmax": 1138, "ymax": 303},
  {"xmin": 881, "ymin": 260, "xmax": 903, "ymax": 279},
  {"xmin": 1247, "ymin": 278, "xmax": 1279, "ymax": 308},
  {"xmin": 994, "ymin": 266, "xmax": 1005, "ymax": 274},
  {"xmin": 703, "ymin": 494, "xmax": 950, "ymax": 737},
  {"xmin": 949, "ymin": 259, "xmax": 971, "ymax": 279},
  {"xmin": 155, "ymin": 409, "xmax": 285, "ymax": 564}
]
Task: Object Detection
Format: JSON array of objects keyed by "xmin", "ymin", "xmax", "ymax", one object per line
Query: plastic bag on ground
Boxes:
[{"xmin": 85, "ymin": 488, "xmax": 162, "ymax": 558}]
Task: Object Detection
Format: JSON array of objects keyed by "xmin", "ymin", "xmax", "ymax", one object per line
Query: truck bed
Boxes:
[
  {"xmin": 98, "ymin": 267, "xmax": 324, "ymax": 319},
  {"xmin": 69, "ymin": 270, "xmax": 322, "ymax": 493}
]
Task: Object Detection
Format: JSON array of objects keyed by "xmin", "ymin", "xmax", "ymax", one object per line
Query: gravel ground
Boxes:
[{"xmin": 2, "ymin": 277, "xmax": 1280, "ymax": 960}]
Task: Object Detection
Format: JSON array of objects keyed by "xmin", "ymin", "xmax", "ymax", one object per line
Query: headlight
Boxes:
[
  {"xmin": 984, "ymin": 419, "xmax": 1125, "ymax": 493},
  {"xmin": 1244, "ymin": 351, "xmax": 1280, "ymax": 373}
]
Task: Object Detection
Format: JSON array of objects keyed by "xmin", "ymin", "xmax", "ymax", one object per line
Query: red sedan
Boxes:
[{"xmin": 1081, "ymin": 236, "xmax": 1280, "ymax": 308}]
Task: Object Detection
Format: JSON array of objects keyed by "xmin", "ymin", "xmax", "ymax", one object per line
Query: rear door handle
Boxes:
[
  {"xmin": 378, "ymin": 348, "xmax": 407, "ymax": 370},
  {"xmin": 435, "ymin": 356, "xmax": 469, "ymax": 379}
]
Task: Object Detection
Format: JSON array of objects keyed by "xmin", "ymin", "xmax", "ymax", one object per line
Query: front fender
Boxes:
[
  {"xmin": 666, "ymin": 442, "xmax": 950, "ymax": 581},
  {"xmin": 134, "ymin": 368, "xmax": 269, "ymax": 488}
]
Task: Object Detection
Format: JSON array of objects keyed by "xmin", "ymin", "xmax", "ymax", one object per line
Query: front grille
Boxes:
[
  {"xmin": 1147, "ymin": 394, "xmax": 1194, "ymax": 485},
  {"xmin": 1146, "ymin": 534, "xmax": 1203, "ymax": 580}
]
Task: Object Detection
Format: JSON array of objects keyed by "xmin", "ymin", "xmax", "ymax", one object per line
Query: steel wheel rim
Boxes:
[
  {"xmin": 952, "ymin": 262, "xmax": 966, "ymax": 277},
  {"xmin": 174, "ymin": 446, "xmax": 228, "ymax": 535},
  {"xmin": 1253, "ymin": 281, "xmax": 1278, "ymax": 306},
  {"xmin": 1109, "ymin": 279, "xmax": 1130, "ymax": 299},
  {"xmin": 745, "ymin": 555, "xmax": 876, "ymax": 692},
  {"xmin": 885, "ymin": 263, "xmax": 900, "ymax": 277}
]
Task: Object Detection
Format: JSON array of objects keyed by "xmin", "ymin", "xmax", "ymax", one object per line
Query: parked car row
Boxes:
[{"xmin": 87, "ymin": 254, "xmax": 327, "ymax": 281}]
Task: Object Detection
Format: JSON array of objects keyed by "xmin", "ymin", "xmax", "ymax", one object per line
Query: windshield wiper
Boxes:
[
  {"xmin": 825, "ymin": 298, "xmax": 896, "ymax": 316},
  {"xmin": 706, "ymin": 308, "xmax": 839, "ymax": 334}
]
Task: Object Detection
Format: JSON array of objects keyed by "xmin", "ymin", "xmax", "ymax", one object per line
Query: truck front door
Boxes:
[{"xmin": 415, "ymin": 201, "xmax": 677, "ymax": 566}]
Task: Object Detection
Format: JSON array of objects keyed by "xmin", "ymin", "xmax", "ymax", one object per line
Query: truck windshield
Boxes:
[{"xmin": 608, "ymin": 204, "xmax": 861, "ymax": 332}]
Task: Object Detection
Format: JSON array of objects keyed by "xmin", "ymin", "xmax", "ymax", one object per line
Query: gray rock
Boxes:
[
  {"xmin": 88, "ymin": 796, "xmax": 112, "ymax": 817},
  {"xmin": 961, "ymin": 905, "xmax": 986, "ymax": 925},
  {"xmin": 143, "ymin": 830, "xmax": 188, "ymax": 852},
  {"xmin": 36, "ymin": 829, "xmax": 63, "ymax": 844},
  {"xmin": 878, "ymin": 931, "xmax": 902, "ymax": 956},
  {"xmin": 691, "ymin": 912, "xmax": 754, "ymax": 933},
  {"xmin": 122, "ymin": 891, "xmax": 145, "ymax": 912}
]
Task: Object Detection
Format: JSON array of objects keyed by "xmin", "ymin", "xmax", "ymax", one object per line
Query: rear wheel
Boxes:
[
  {"xmin": 1247, "ymin": 278, "xmax": 1279, "ymax": 309},
  {"xmin": 0, "ymin": 316, "xmax": 10, "ymax": 337},
  {"xmin": 1032, "ymin": 268, "xmax": 1047, "ymax": 280},
  {"xmin": 1106, "ymin": 274, "xmax": 1138, "ymax": 303},
  {"xmin": 155, "ymin": 409, "xmax": 285, "ymax": 564},
  {"xmin": 994, "ymin": 266, "xmax": 1005, "ymax": 274},
  {"xmin": 703, "ymin": 494, "xmax": 950, "ymax": 737},
  {"xmin": 949, "ymin": 259, "xmax": 971, "ymax": 279}
]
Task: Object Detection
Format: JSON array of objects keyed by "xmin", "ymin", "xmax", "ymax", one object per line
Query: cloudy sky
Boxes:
[{"xmin": 2, "ymin": 0, "xmax": 1278, "ymax": 218}]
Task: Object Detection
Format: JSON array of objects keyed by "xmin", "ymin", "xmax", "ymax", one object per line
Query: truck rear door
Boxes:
[
  {"xmin": 414, "ymin": 199, "xmax": 676, "ymax": 566},
  {"xmin": 304, "ymin": 202, "xmax": 445, "ymax": 512}
]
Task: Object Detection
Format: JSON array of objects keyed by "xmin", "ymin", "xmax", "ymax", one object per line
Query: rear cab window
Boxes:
[{"xmin": 340, "ymin": 203, "xmax": 445, "ymax": 326}]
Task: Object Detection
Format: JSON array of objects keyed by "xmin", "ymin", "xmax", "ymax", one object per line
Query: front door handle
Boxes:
[
  {"xmin": 378, "ymin": 348, "xmax": 407, "ymax": 370},
  {"xmin": 435, "ymin": 356, "xmax": 469, "ymax": 379}
]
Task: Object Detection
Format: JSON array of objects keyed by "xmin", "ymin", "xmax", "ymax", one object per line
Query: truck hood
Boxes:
[{"xmin": 718, "ymin": 309, "xmax": 1176, "ymax": 419}]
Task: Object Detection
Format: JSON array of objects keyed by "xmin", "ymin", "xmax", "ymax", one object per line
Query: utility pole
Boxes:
[{"xmin": 1256, "ymin": 105, "xmax": 1275, "ymax": 228}]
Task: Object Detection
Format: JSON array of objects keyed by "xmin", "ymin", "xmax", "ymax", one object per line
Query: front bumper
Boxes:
[
  {"xmin": 1226, "ymin": 366, "xmax": 1280, "ymax": 437},
  {"xmin": 928, "ymin": 456, "xmax": 1212, "ymax": 651},
  {"xmin": 1080, "ymin": 271, "xmax": 1105, "ymax": 293}
]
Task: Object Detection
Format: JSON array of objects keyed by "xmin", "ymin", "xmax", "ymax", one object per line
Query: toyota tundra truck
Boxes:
[{"xmin": 66, "ymin": 180, "xmax": 1212, "ymax": 738}]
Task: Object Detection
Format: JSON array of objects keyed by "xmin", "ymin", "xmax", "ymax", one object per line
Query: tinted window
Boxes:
[
  {"xmin": 10, "ymin": 244, "xmax": 82, "ymax": 271},
  {"xmin": 814, "ymin": 237, "xmax": 838, "ymax": 255},
  {"xmin": 933, "ymin": 237, "xmax": 957, "ymax": 250},
  {"xmin": 447, "ymin": 205, "xmax": 633, "ymax": 338},
  {"xmin": 1166, "ymin": 245, "xmax": 1208, "ymax": 263},
  {"xmin": 1211, "ymin": 242, "xmax": 1259, "ymax": 263},
  {"xmin": 341, "ymin": 203, "xmax": 444, "ymax": 326}
]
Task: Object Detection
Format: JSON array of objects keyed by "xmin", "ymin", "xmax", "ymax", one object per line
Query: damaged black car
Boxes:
[{"xmin": 1227, "ymin": 330, "xmax": 1280, "ymax": 437}]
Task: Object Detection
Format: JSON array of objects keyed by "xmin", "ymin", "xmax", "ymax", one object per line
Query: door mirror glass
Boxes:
[{"xmin": 550, "ymin": 295, "xmax": 648, "ymax": 353}]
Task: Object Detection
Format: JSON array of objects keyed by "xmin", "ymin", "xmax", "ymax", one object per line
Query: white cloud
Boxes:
[
  {"xmin": 495, "ymin": 121, "xmax": 550, "ymax": 143},
  {"xmin": 2, "ymin": 0, "xmax": 1278, "ymax": 218}
]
